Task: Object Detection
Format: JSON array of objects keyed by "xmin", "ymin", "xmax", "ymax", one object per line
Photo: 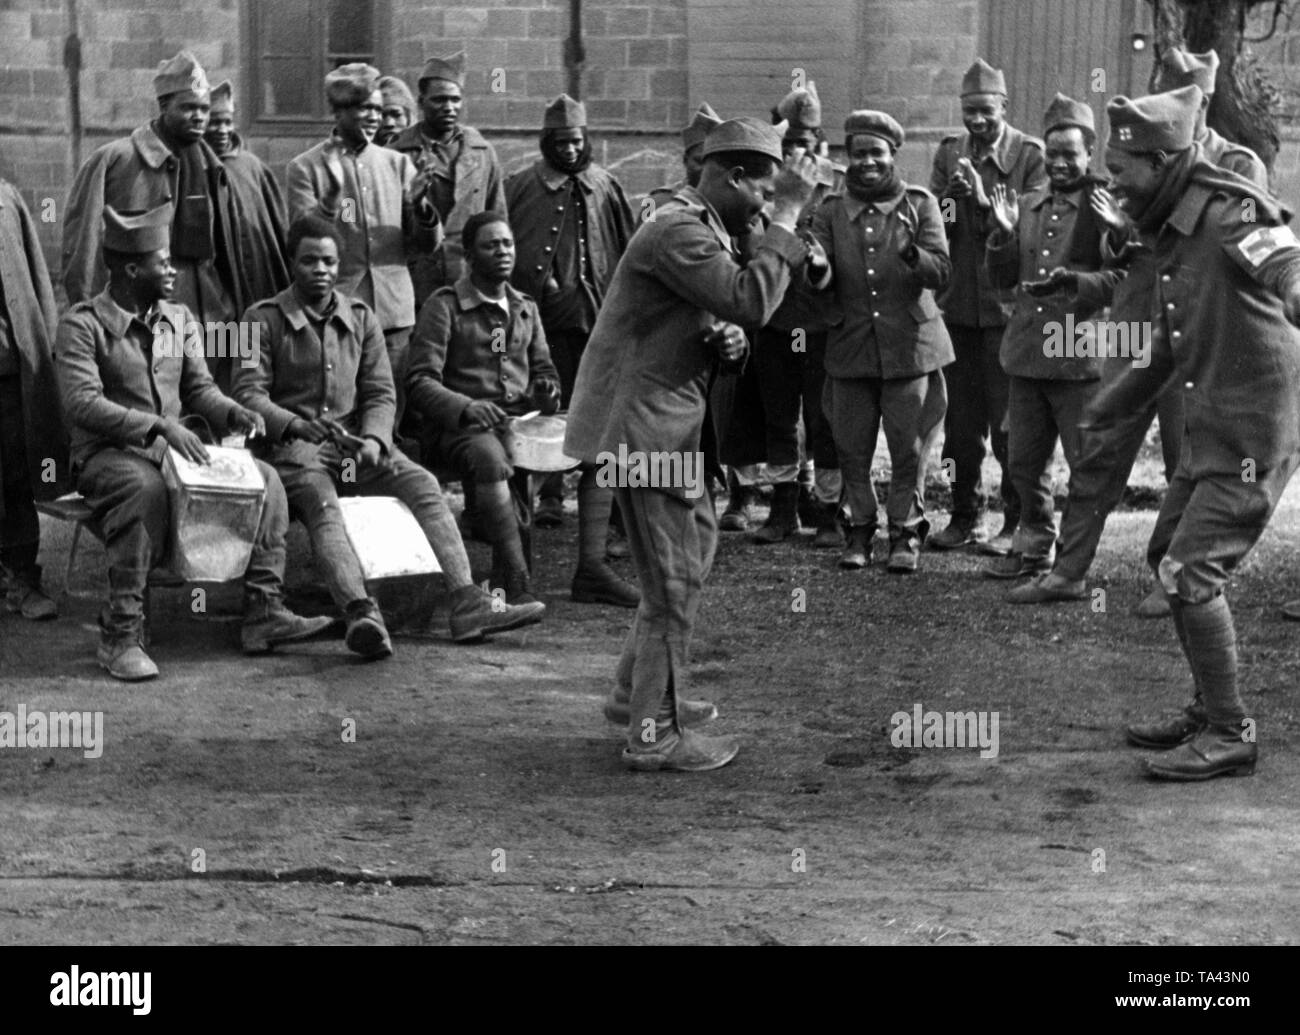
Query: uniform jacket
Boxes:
[
  {"xmin": 0, "ymin": 179, "xmax": 70, "ymax": 504},
  {"xmin": 1085, "ymin": 179, "xmax": 1300, "ymax": 478},
  {"xmin": 929, "ymin": 125, "xmax": 1047, "ymax": 327},
  {"xmin": 219, "ymin": 133, "xmax": 290, "ymax": 306},
  {"xmin": 287, "ymin": 135, "xmax": 438, "ymax": 332},
  {"xmin": 986, "ymin": 182, "xmax": 1123, "ymax": 380},
  {"xmin": 232, "ymin": 287, "xmax": 396, "ymax": 451},
  {"xmin": 505, "ymin": 158, "xmax": 636, "ymax": 331},
  {"xmin": 563, "ymin": 185, "xmax": 807, "ymax": 499},
  {"xmin": 1200, "ymin": 128, "xmax": 1269, "ymax": 189},
  {"xmin": 62, "ymin": 124, "xmax": 249, "ymax": 322},
  {"xmin": 407, "ymin": 275, "xmax": 558, "ymax": 431},
  {"xmin": 388, "ymin": 124, "xmax": 507, "ymax": 299},
  {"xmin": 55, "ymin": 290, "xmax": 237, "ymax": 469},
  {"xmin": 811, "ymin": 183, "xmax": 954, "ymax": 379}
]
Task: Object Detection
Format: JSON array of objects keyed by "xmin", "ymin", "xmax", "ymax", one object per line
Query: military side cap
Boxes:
[
  {"xmin": 777, "ymin": 81, "xmax": 822, "ymax": 131},
  {"xmin": 682, "ymin": 102, "xmax": 722, "ymax": 151},
  {"xmin": 419, "ymin": 51, "xmax": 466, "ymax": 89},
  {"xmin": 103, "ymin": 204, "xmax": 171, "ymax": 254},
  {"xmin": 153, "ymin": 50, "xmax": 209, "ymax": 99},
  {"xmin": 1107, "ymin": 85, "xmax": 1201, "ymax": 153},
  {"xmin": 1159, "ymin": 46, "xmax": 1220, "ymax": 94},
  {"xmin": 543, "ymin": 93, "xmax": 587, "ymax": 129},
  {"xmin": 325, "ymin": 63, "xmax": 381, "ymax": 107},
  {"xmin": 1043, "ymin": 92, "xmax": 1095, "ymax": 135},
  {"xmin": 378, "ymin": 75, "xmax": 415, "ymax": 114},
  {"xmin": 844, "ymin": 109, "xmax": 904, "ymax": 149},
  {"xmin": 701, "ymin": 116, "xmax": 784, "ymax": 162},
  {"xmin": 209, "ymin": 80, "xmax": 234, "ymax": 109},
  {"xmin": 961, "ymin": 58, "xmax": 1006, "ymax": 97}
]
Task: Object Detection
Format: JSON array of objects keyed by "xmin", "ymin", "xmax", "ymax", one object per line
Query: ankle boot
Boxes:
[
  {"xmin": 4, "ymin": 563, "xmax": 57, "ymax": 621},
  {"xmin": 241, "ymin": 594, "xmax": 335, "ymax": 654},
  {"xmin": 449, "ymin": 584, "xmax": 546, "ymax": 642},
  {"xmin": 750, "ymin": 481, "xmax": 800, "ymax": 544},
  {"xmin": 1144, "ymin": 723, "xmax": 1256, "ymax": 780},
  {"xmin": 719, "ymin": 469, "xmax": 755, "ymax": 532},
  {"xmin": 811, "ymin": 501, "xmax": 845, "ymax": 549},
  {"xmin": 344, "ymin": 597, "xmax": 393, "ymax": 659}
]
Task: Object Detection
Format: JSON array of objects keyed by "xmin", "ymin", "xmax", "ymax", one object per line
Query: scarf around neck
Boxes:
[{"xmin": 845, "ymin": 167, "xmax": 902, "ymax": 205}]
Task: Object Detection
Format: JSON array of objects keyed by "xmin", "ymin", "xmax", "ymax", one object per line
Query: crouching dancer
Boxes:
[
  {"xmin": 233, "ymin": 215, "xmax": 545, "ymax": 657},
  {"xmin": 54, "ymin": 205, "xmax": 333, "ymax": 681},
  {"xmin": 565, "ymin": 118, "xmax": 820, "ymax": 771}
]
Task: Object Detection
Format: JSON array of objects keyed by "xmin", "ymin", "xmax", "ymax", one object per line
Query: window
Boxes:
[{"xmin": 244, "ymin": 0, "xmax": 389, "ymax": 131}]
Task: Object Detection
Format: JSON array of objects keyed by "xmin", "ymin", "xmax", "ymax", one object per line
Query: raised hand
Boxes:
[
  {"xmin": 1089, "ymin": 186, "xmax": 1127, "ymax": 233},
  {"xmin": 990, "ymin": 184, "xmax": 1019, "ymax": 234},
  {"xmin": 958, "ymin": 157, "xmax": 989, "ymax": 208},
  {"xmin": 772, "ymin": 148, "xmax": 820, "ymax": 225}
]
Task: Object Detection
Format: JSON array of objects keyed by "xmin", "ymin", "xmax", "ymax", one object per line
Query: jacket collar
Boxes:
[
  {"xmin": 391, "ymin": 123, "xmax": 491, "ymax": 152},
  {"xmin": 842, "ymin": 184, "xmax": 907, "ymax": 220},
  {"xmin": 132, "ymin": 123, "xmax": 177, "ymax": 170},
  {"xmin": 271, "ymin": 286, "xmax": 357, "ymax": 335},
  {"xmin": 90, "ymin": 288, "xmax": 172, "ymax": 340},
  {"xmin": 1030, "ymin": 185, "xmax": 1082, "ymax": 211},
  {"xmin": 453, "ymin": 274, "xmax": 527, "ymax": 315},
  {"xmin": 963, "ymin": 124, "xmax": 1024, "ymax": 174},
  {"xmin": 677, "ymin": 185, "xmax": 736, "ymax": 255},
  {"xmin": 329, "ymin": 129, "xmax": 370, "ymax": 157},
  {"xmin": 537, "ymin": 158, "xmax": 597, "ymax": 192}
]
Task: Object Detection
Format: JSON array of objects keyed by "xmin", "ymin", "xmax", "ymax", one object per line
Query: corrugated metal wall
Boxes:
[{"xmin": 983, "ymin": 0, "xmax": 1150, "ymax": 149}]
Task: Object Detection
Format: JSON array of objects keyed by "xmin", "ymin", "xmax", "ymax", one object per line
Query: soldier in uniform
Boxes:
[
  {"xmin": 564, "ymin": 118, "xmax": 819, "ymax": 772},
  {"xmin": 0, "ymin": 176, "xmax": 68, "ymax": 620},
  {"xmin": 1029, "ymin": 88, "xmax": 1300, "ymax": 780},
  {"xmin": 387, "ymin": 52, "xmax": 508, "ymax": 304},
  {"xmin": 1158, "ymin": 47, "xmax": 1268, "ymax": 188},
  {"xmin": 504, "ymin": 97, "xmax": 638, "ymax": 606},
  {"xmin": 408, "ymin": 211, "xmax": 561, "ymax": 606},
  {"xmin": 811, "ymin": 110, "xmax": 951, "ymax": 573},
  {"xmin": 928, "ymin": 58, "xmax": 1047, "ymax": 554},
  {"xmin": 232, "ymin": 214, "xmax": 546, "ymax": 657},
  {"xmin": 54, "ymin": 204, "xmax": 332, "ymax": 681},
  {"xmin": 287, "ymin": 63, "xmax": 441, "ymax": 439},
  {"xmin": 204, "ymin": 80, "xmax": 290, "ymax": 309},
  {"xmin": 982, "ymin": 95, "xmax": 1122, "ymax": 581},
  {"xmin": 62, "ymin": 51, "xmax": 251, "ymax": 387},
  {"xmin": 750, "ymin": 82, "xmax": 845, "ymax": 549}
]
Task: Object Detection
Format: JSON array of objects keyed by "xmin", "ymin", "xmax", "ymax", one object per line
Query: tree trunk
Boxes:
[{"xmin": 1147, "ymin": 0, "xmax": 1281, "ymax": 172}]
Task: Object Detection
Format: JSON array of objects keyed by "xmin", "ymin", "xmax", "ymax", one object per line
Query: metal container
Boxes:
[
  {"xmin": 337, "ymin": 496, "xmax": 441, "ymax": 579},
  {"xmin": 504, "ymin": 413, "xmax": 579, "ymax": 472},
  {"xmin": 160, "ymin": 446, "xmax": 266, "ymax": 582}
]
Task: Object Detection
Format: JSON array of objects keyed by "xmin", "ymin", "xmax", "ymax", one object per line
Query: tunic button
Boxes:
[
  {"xmin": 543, "ymin": 247, "xmax": 552, "ymax": 253},
  {"xmin": 535, "ymin": 265, "xmax": 544, "ymax": 272},
  {"xmin": 867, "ymin": 269, "xmax": 875, "ymax": 275},
  {"xmin": 1035, "ymin": 306, "xmax": 1043, "ymax": 313},
  {"xmin": 1171, "ymin": 331, "xmax": 1181, "ymax": 339},
  {"xmin": 1041, "ymin": 249, "xmax": 1050, "ymax": 256},
  {"xmin": 1166, "ymin": 302, "xmax": 1175, "ymax": 310},
  {"xmin": 1038, "ymin": 268, "xmax": 1047, "ymax": 274},
  {"xmin": 555, "ymin": 206, "xmax": 564, "ymax": 213},
  {"xmin": 872, "ymin": 311, "xmax": 880, "ymax": 317},
  {"xmin": 551, "ymin": 226, "xmax": 559, "ymax": 233},
  {"xmin": 866, "ymin": 227, "xmax": 874, "ymax": 233},
  {"xmin": 1185, "ymin": 381, "xmax": 1194, "ymax": 389},
  {"xmin": 1051, "ymin": 214, "xmax": 1059, "ymax": 221},
  {"xmin": 1161, "ymin": 274, "xmax": 1171, "ymax": 282}
]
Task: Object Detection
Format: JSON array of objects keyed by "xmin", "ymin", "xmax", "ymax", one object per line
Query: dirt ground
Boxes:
[{"xmin": 2, "ymin": 439, "xmax": 1299, "ymax": 946}]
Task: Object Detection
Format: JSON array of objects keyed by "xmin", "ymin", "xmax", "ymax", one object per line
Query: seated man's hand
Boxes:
[
  {"xmin": 462, "ymin": 399, "xmax": 509, "ymax": 430},
  {"xmin": 529, "ymin": 377, "xmax": 561, "ymax": 415},
  {"xmin": 288, "ymin": 417, "xmax": 333, "ymax": 444},
  {"xmin": 357, "ymin": 437, "xmax": 386, "ymax": 469},
  {"xmin": 228, "ymin": 406, "xmax": 266, "ymax": 440},
  {"xmin": 157, "ymin": 417, "xmax": 210, "ymax": 465}
]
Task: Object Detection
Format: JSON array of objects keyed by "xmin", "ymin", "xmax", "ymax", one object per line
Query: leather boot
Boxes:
[
  {"xmin": 4, "ymin": 562, "xmax": 57, "ymax": 620},
  {"xmin": 811, "ymin": 501, "xmax": 845, "ymax": 549},
  {"xmin": 97, "ymin": 637, "xmax": 159, "ymax": 681},
  {"xmin": 1126, "ymin": 707, "xmax": 1207, "ymax": 748},
  {"xmin": 571, "ymin": 563, "xmax": 640, "ymax": 607},
  {"xmin": 750, "ymin": 481, "xmax": 800, "ymax": 544},
  {"xmin": 839, "ymin": 524, "xmax": 874, "ymax": 569},
  {"xmin": 1144, "ymin": 724, "xmax": 1256, "ymax": 780},
  {"xmin": 604, "ymin": 693, "xmax": 718, "ymax": 727},
  {"xmin": 242, "ymin": 593, "xmax": 336, "ymax": 654},
  {"xmin": 719, "ymin": 479, "xmax": 757, "ymax": 532},
  {"xmin": 344, "ymin": 597, "xmax": 393, "ymax": 659},
  {"xmin": 449, "ymin": 584, "xmax": 546, "ymax": 642}
]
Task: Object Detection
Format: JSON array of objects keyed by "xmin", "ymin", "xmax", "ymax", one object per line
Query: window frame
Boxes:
[{"xmin": 241, "ymin": 0, "xmax": 392, "ymax": 137}]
